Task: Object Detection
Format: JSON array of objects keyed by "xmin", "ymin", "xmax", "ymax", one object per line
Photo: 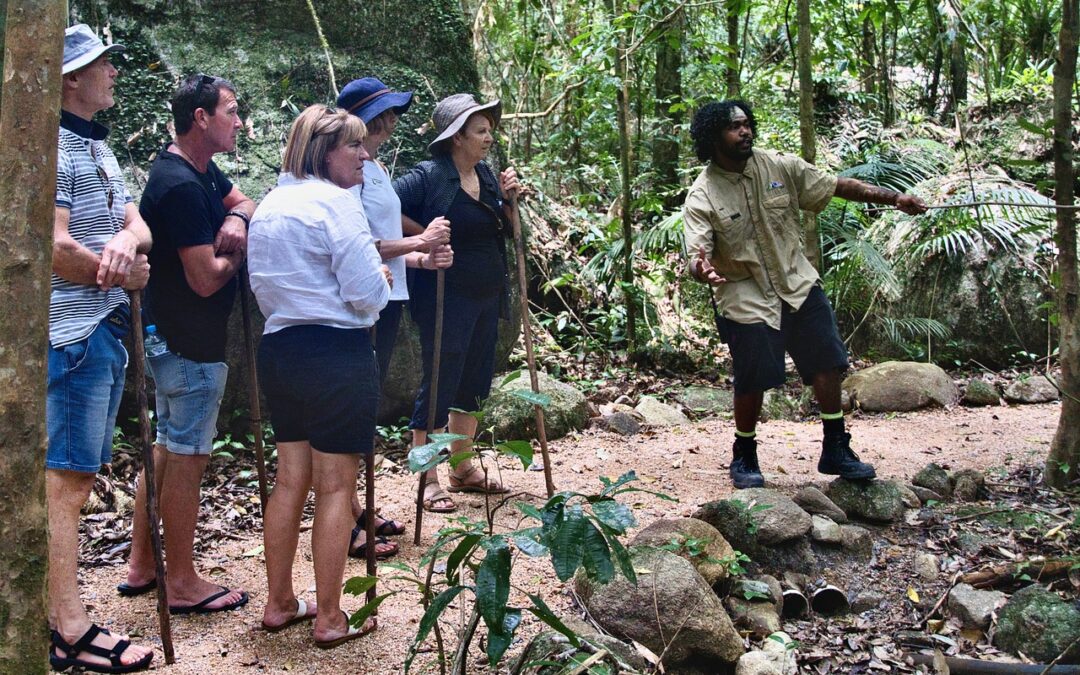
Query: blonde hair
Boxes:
[{"xmin": 282, "ymin": 104, "xmax": 367, "ymax": 180}]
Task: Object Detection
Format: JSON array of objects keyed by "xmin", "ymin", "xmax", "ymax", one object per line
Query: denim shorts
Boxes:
[
  {"xmin": 47, "ymin": 319, "xmax": 129, "ymax": 473},
  {"xmin": 725, "ymin": 286, "xmax": 849, "ymax": 394},
  {"xmin": 258, "ymin": 324, "xmax": 378, "ymax": 455},
  {"xmin": 147, "ymin": 344, "xmax": 228, "ymax": 456}
]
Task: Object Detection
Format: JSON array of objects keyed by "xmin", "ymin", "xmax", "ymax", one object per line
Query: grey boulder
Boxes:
[
  {"xmin": 826, "ymin": 479, "xmax": 907, "ymax": 523},
  {"xmin": 843, "ymin": 361, "xmax": 959, "ymax": 412},
  {"xmin": 947, "ymin": 583, "xmax": 1006, "ymax": 630}
]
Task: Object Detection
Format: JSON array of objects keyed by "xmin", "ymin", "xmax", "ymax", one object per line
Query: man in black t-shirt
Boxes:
[{"xmin": 122, "ymin": 74, "xmax": 256, "ymax": 617}]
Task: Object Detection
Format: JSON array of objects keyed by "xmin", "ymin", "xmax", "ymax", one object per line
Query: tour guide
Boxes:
[{"xmin": 683, "ymin": 100, "xmax": 928, "ymax": 489}]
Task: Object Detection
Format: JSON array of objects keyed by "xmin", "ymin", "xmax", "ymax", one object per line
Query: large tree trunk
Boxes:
[
  {"xmin": 925, "ymin": 0, "xmax": 944, "ymax": 114},
  {"xmin": 796, "ymin": 0, "xmax": 820, "ymax": 270},
  {"xmin": 1046, "ymin": 0, "xmax": 1080, "ymax": 490},
  {"xmin": 0, "ymin": 1, "xmax": 64, "ymax": 672},
  {"xmin": 653, "ymin": 5, "xmax": 683, "ymax": 210},
  {"xmin": 860, "ymin": 16, "xmax": 877, "ymax": 111},
  {"xmin": 946, "ymin": 11, "xmax": 968, "ymax": 114}
]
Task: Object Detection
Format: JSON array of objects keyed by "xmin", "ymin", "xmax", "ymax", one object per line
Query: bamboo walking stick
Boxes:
[
  {"xmin": 509, "ymin": 198, "xmax": 556, "ymax": 497},
  {"xmin": 413, "ymin": 269, "xmax": 445, "ymax": 545},
  {"xmin": 239, "ymin": 268, "xmax": 268, "ymax": 512},
  {"xmin": 128, "ymin": 292, "xmax": 175, "ymax": 664}
]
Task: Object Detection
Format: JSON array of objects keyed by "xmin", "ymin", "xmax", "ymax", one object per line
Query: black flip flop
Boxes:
[
  {"xmin": 348, "ymin": 525, "xmax": 399, "ymax": 560},
  {"xmin": 50, "ymin": 624, "xmax": 153, "ymax": 674},
  {"xmin": 169, "ymin": 586, "xmax": 249, "ymax": 615},
  {"xmin": 116, "ymin": 579, "xmax": 157, "ymax": 597}
]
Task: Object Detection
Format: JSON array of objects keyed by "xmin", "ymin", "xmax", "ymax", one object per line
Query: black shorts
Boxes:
[
  {"xmin": 722, "ymin": 286, "xmax": 849, "ymax": 394},
  {"xmin": 258, "ymin": 324, "xmax": 378, "ymax": 454}
]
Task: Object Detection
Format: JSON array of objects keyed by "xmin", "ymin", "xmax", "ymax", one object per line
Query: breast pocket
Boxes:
[{"xmin": 710, "ymin": 211, "xmax": 753, "ymax": 282}]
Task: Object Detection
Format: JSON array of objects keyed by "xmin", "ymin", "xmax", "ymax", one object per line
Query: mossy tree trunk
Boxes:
[
  {"xmin": 1046, "ymin": 0, "xmax": 1080, "ymax": 490},
  {"xmin": 652, "ymin": 5, "xmax": 683, "ymax": 210},
  {"xmin": 0, "ymin": 1, "xmax": 64, "ymax": 672},
  {"xmin": 725, "ymin": 0, "xmax": 740, "ymax": 97}
]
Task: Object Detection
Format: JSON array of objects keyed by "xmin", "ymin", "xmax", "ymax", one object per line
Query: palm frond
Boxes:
[{"xmin": 878, "ymin": 316, "xmax": 951, "ymax": 346}]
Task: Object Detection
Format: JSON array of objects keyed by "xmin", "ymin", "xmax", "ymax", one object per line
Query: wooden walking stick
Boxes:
[
  {"xmin": 239, "ymin": 268, "xmax": 268, "ymax": 513},
  {"xmin": 509, "ymin": 197, "xmax": 556, "ymax": 497},
  {"xmin": 128, "ymin": 292, "xmax": 175, "ymax": 664},
  {"xmin": 365, "ymin": 325, "xmax": 378, "ymax": 603},
  {"xmin": 413, "ymin": 269, "xmax": 446, "ymax": 545}
]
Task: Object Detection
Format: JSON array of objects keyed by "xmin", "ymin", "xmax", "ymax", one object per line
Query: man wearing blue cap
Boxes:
[
  {"xmin": 336, "ymin": 77, "xmax": 453, "ymax": 556},
  {"xmin": 46, "ymin": 23, "xmax": 154, "ymax": 673}
]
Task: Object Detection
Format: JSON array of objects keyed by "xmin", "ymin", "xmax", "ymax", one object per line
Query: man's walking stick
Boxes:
[
  {"xmin": 509, "ymin": 198, "xmax": 556, "ymax": 497},
  {"xmin": 413, "ymin": 269, "xmax": 445, "ymax": 545},
  {"xmin": 239, "ymin": 269, "xmax": 268, "ymax": 513},
  {"xmin": 128, "ymin": 292, "xmax": 175, "ymax": 664}
]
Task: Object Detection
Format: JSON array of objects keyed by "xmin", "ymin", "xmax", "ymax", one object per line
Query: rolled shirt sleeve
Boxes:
[{"xmin": 682, "ymin": 185, "xmax": 716, "ymax": 278}]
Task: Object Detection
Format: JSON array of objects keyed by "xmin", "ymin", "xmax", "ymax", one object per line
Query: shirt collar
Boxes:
[
  {"xmin": 708, "ymin": 153, "xmax": 758, "ymax": 183},
  {"xmin": 60, "ymin": 109, "xmax": 110, "ymax": 141}
]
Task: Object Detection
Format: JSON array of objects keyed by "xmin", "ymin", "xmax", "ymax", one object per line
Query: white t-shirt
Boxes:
[
  {"xmin": 249, "ymin": 173, "xmax": 389, "ymax": 334},
  {"xmin": 351, "ymin": 160, "xmax": 408, "ymax": 301}
]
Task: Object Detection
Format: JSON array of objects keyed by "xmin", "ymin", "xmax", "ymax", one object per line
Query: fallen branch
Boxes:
[
  {"xmin": 907, "ymin": 653, "xmax": 1080, "ymax": 674},
  {"xmin": 961, "ymin": 559, "xmax": 1078, "ymax": 588}
]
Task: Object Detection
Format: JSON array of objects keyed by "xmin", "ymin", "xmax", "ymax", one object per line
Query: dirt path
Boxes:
[{"xmin": 80, "ymin": 402, "xmax": 1061, "ymax": 673}]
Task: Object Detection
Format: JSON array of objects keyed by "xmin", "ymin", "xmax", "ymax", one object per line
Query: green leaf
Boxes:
[
  {"xmin": 448, "ymin": 450, "xmax": 478, "ymax": 469},
  {"xmin": 498, "ymin": 440, "xmax": 535, "ymax": 469},
  {"xmin": 525, "ymin": 592, "xmax": 581, "ymax": 647},
  {"xmin": 406, "ymin": 433, "xmax": 469, "ymax": 472},
  {"xmin": 342, "ymin": 575, "xmax": 378, "ymax": 596},
  {"xmin": 476, "ymin": 542, "xmax": 512, "ymax": 633},
  {"xmin": 511, "ymin": 388, "xmax": 552, "ymax": 408},
  {"xmin": 590, "ymin": 499, "xmax": 636, "ymax": 533},
  {"xmin": 500, "ymin": 370, "xmax": 523, "ymax": 386},
  {"xmin": 599, "ymin": 470, "xmax": 638, "ymax": 496},
  {"xmin": 445, "ymin": 533, "xmax": 482, "ymax": 585},
  {"xmin": 517, "ymin": 501, "xmax": 544, "ymax": 521},
  {"xmin": 1017, "ymin": 116, "xmax": 1052, "ymax": 138},
  {"xmin": 405, "ymin": 585, "xmax": 468, "ymax": 673},
  {"xmin": 581, "ymin": 521, "xmax": 615, "ymax": 583},
  {"xmin": 348, "ymin": 592, "xmax": 393, "ymax": 629},
  {"xmin": 603, "ymin": 525, "xmax": 636, "ymax": 584},
  {"xmin": 551, "ymin": 505, "xmax": 585, "ymax": 582},
  {"xmin": 513, "ymin": 527, "xmax": 549, "ymax": 557},
  {"xmin": 486, "ymin": 608, "xmax": 522, "ymax": 666}
]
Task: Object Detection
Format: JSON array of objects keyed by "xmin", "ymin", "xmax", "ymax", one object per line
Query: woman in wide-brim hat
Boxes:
[
  {"xmin": 393, "ymin": 93, "xmax": 520, "ymax": 513},
  {"xmin": 336, "ymin": 77, "xmax": 454, "ymax": 557}
]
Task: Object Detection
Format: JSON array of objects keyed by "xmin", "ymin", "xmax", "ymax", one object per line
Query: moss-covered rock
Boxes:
[
  {"xmin": 825, "ymin": 479, "xmax": 906, "ymax": 523},
  {"xmin": 630, "ymin": 517, "xmax": 735, "ymax": 588},
  {"xmin": 962, "ymin": 378, "xmax": 1001, "ymax": 406},
  {"xmin": 994, "ymin": 585, "xmax": 1080, "ymax": 663},
  {"xmin": 912, "ymin": 463, "xmax": 953, "ymax": 499},
  {"xmin": 482, "ymin": 370, "xmax": 588, "ymax": 442}
]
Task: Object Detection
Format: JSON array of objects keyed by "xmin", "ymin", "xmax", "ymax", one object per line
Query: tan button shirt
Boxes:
[{"xmin": 683, "ymin": 150, "xmax": 837, "ymax": 330}]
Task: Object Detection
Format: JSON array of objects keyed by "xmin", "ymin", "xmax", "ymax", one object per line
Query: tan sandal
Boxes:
[
  {"xmin": 447, "ymin": 465, "xmax": 509, "ymax": 495},
  {"xmin": 422, "ymin": 484, "xmax": 457, "ymax": 513}
]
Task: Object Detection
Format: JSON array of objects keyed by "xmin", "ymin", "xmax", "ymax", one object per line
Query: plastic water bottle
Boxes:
[{"xmin": 144, "ymin": 324, "xmax": 169, "ymax": 358}]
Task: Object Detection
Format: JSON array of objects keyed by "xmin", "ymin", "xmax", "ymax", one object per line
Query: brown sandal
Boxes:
[
  {"xmin": 447, "ymin": 465, "xmax": 509, "ymax": 495},
  {"xmin": 422, "ymin": 484, "xmax": 457, "ymax": 513}
]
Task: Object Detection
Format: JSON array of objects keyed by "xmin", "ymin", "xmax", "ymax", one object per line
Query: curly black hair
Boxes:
[{"xmin": 690, "ymin": 100, "xmax": 757, "ymax": 162}]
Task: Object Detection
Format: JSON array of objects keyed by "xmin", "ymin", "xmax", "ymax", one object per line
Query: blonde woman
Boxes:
[{"xmin": 248, "ymin": 104, "xmax": 389, "ymax": 648}]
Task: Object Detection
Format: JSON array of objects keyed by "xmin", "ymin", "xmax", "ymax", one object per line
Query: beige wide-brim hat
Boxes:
[{"xmin": 427, "ymin": 93, "xmax": 502, "ymax": 154}]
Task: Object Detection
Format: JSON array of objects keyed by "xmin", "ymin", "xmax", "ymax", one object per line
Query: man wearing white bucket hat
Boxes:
[{"xmin": 46, "ymin": 23, "xmax": 155, "ymax": 673}]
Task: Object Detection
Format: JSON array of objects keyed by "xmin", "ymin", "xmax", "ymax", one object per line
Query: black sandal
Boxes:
[
  {"xmin": 50, "ymin": 624, "xmax": 153, "ymax": 674},
  {"xmin": 356, "ymin": 509, "xmax": 406, "ymax": 537},
  {"xmin": 348, "ymin": 522, "xmax": 400, "ymax": 559}
]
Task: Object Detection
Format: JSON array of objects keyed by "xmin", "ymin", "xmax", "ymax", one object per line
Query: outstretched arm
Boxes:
[{"xmin": 834, "ymin": 177, "xmax": 928, "ymax": 215}]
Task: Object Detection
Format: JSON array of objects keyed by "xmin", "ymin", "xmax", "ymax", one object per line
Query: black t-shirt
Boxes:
[
  {"xmin": 413, "ymin": 188, "xmax": 505, "ymax": 300},
  {"xmin": 141, "ymin": 146, "xmax": 236, "ymax": 363}
]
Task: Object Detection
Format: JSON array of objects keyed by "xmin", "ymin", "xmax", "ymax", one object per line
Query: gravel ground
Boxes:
[{"xmin": 77, "ymin": 401, "xmax": 1062, "ymax": 673}]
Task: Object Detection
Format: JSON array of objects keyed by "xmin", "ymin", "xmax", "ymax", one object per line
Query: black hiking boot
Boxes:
[
  {"xmin": 730, "ymin": 440, "xmax": 765, "ymax": 489},
  {"xmin": 818, "ymin": 432, "xmax": 876, "ymax": 480}
]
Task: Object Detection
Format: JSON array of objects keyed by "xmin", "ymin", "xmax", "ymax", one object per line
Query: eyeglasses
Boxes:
[
  {"xmin": 190, "ymin": 73, "xmax": 218, "ymax": 117},
  {"xmin": 89, "ymin": 144, "xmax": 114, "ymax": 212}
]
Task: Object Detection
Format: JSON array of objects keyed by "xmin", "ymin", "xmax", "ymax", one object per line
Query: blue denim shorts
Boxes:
[
  {"xmin": 147, "ymin": 344, "xmax": 228, "ymax": 456},
  {"xmin": 47, "ymin": 320, "xmax": 129, "ymax": 473}
]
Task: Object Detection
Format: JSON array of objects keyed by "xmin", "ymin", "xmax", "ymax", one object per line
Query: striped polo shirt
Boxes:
[{"xmin": 50, "ymin": 110, "xmax": 134, "ymax": 347}]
